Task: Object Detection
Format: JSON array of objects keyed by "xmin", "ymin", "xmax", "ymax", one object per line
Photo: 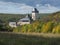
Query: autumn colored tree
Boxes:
[
  {"xmin": 52, "ymin": 23, "xmax": 60, "ymax": 33},
  {"xmin": 41, "ymin": 22, "xmax": 54, "ymax": 33}
]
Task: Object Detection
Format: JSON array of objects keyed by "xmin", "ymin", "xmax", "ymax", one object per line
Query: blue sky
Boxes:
[{"xmin": 0, "ymin": 0, "xmax": 60, "ymax": 14}]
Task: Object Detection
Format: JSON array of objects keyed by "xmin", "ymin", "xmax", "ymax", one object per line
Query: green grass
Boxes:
[{"xmin": 0, "ymin": 32, "xmax": 60, "ymax": 45}]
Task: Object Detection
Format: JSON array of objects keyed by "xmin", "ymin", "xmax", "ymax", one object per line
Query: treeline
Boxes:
[
  {"xmin": 0, "ymin": 13, "xmax": 26, "ymax": 23},
  {"xmin": 0, "ymin": 13, "xmax": 50, "ymax": 23},
  {"xmin": 13, "ymin": 21, "xmax": 60, "ymax": 33},
  {"xmin": 41, "ymin": 11, "xmax": 60, "ymax": 22},
  {"xmin": 0, "ymin": 24, "xmax": 13, "ymax": 32}
]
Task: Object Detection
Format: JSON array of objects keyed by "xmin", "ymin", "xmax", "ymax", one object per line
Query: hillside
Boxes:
[
  {"xmin": 41, "ymin": 11, "xmax": 60, "ymax": 22},
  {"xmin": 0, "ymin": 13, "xmax": 26, "ymax": 23},
  {"xmin": 0, "ymin": 13, "xmax": 50, "ymax": 23}
]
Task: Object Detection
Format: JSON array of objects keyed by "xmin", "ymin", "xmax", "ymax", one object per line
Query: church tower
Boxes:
[{"xmin": 32, "ymin": 8, "xmax": 39, "ymax": 20}]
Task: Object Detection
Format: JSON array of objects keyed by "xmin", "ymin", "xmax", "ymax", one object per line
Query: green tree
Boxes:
[
  {"xmin": 13, "ymin": 26, "xmax": 21, "ymax": 32},
  {"xmin": 21, "ymin": 25, "xmax": 28, "ymax": 33}
]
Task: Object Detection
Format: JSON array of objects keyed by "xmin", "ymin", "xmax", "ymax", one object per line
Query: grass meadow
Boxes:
[{"xmin": 0, "ymin": 32, "xmax": 60, "ymax": 45}]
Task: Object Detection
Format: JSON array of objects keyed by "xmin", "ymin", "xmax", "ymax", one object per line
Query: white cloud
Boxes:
[
  {"xmin": 36, "ymin": 4, "xmax": 60, "ymax": 13},
  {"xmin": 0, "ymin": 1, "xmax": 60, "ymax": 14},
  {"xmin": 0, "ymin": 1, "xmax": 33, "ymax": 14}
]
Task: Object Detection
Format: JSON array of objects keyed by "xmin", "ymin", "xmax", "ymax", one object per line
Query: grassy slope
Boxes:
[{"xmin": 0, "ymin": 32, "xmax": 60, "ymax": 45}]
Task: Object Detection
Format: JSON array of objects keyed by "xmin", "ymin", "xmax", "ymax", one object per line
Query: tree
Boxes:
[
  {"xmin": 52, "ymin": 23, "xmax": 60, "ymax": 33},
  {"xmin": 41, "ymin": 22, "xmax": 54, "ymax": 33},
  {"xmin": 21, "ymin": 25, "xmax": 28, "ymax": 33},
  {"xmin": 13, "ymin": 26, "xmax": 21, "ymax": 32}
]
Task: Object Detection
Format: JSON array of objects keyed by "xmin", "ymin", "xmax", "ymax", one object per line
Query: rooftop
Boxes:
[{"xmin": 32, "ymin": 8, "xmax": 39, "ymax": 13}]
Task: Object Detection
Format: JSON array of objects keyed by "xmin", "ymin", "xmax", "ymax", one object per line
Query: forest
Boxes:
[{"xmin": 0, "ymin": 12, "xmax": 60, "ymax": 33}]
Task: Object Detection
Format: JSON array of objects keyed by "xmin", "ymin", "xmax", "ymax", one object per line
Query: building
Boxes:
[
  {"xmin": 32, "ymin": 8, "xmax": 39, "ymax": 20},
  {"xmin": 17, "ymin": 15, "xmax": 31, "ymax": 25},
  {"xmin": 9, "ymin": 22, "xmax": 17, "ymax": 27},
  {"xmin": 17, "ymin": 8, "xmax": 39, "ymax": 25},
  {"xmin": 9, "ymin": 8, "xmax": 39, "ymax": 26}
]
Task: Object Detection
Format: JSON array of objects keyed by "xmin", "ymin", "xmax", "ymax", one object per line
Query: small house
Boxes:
[{"xmin": 9, "ymin": 22, "xmax": 17, "ymax": 27}]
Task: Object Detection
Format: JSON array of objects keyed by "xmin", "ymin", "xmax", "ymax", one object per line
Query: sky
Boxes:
[{"xmin": 0, "ymin": 0, "xmax": 60, "ymax": 14}]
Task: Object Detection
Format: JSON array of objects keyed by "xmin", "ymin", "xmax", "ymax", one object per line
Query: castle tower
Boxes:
[{"xmin": 32, "ymin": 8, "xmax": 39, "ymax": 20}]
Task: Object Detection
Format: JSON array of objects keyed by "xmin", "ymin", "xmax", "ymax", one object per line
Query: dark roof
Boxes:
[{"xmin": 32, "ymin": 8, "xmax": 39, "ymax": 13}]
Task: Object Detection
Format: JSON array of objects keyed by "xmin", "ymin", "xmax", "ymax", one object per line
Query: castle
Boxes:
[
  {"xmin": 9, "ymin": 8, "xmax": 39, "ymax": 27},
  {"xmin": 17, "ymin": 8, "xmax": 39, "ymax": 25}
]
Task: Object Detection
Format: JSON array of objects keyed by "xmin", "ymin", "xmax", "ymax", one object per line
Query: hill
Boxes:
[
  {"xmin": 0, "ymin": 13, "xmax": 26, "ymax": 23},
  {"xmin": 0, "ymin": 13, "xmax": 51, "ymax": 23},
  {"xmin": 41, "ymin": 11, "xmax": 60, "ymax": 22}
]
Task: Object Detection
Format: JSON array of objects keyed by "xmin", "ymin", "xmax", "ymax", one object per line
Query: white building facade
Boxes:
[
  {"xmin": 9, "ymin": 22, "xmax": 17, "ymax": 27},
  {"xmin": 32, "ymin": 8, "xmax": 39, "ymax": 20}
]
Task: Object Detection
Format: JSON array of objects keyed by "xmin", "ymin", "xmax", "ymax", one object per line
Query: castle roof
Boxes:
[
  {"xmin": 19, "ymin": 14, "xmax": 31, "ymax": 22},
  {"xmin": 32, "ymin": 8, "xmax": 39, "ymax": 13}
]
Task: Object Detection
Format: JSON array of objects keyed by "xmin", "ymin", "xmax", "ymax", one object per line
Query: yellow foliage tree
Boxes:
[
  {"xmin": 52, "ymin": 24, "xmax": 60, "ymax": 33},
  {"xmin": 32, "ymin": 21, "xmax": 41, "ymax": 32},
  {"xmin": 41, "ymin": 22, "xmax": 54, "ymax": 33}
]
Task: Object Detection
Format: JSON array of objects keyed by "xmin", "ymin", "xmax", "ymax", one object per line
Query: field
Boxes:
[{"xmin": 0, "ymin": 32, "xmax": 60, "ymax": 45}]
